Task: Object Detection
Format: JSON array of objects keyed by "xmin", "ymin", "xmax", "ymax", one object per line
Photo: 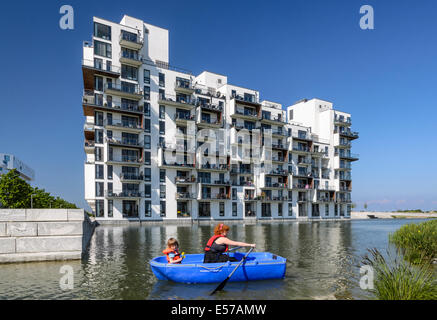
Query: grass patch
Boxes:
[
  {"xmin": 362, "ymin": 248, "xmax": 437, "ymax": 300},
  {"xmin": 389, "ymin": 219, "xmax": 437, "ymax": 265}
]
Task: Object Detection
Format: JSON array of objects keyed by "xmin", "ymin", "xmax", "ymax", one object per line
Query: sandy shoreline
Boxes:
[{"xmin": 351, "ymin": 211, "xmax": 437, "ymax": 219}]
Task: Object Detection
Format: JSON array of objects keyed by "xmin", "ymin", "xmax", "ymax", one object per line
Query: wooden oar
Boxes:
[{"xmin": 210, "ymin": 247, "xmax": 254, "ymax": 296}]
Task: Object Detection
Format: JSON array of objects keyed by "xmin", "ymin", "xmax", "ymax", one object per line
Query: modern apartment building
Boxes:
[
  {"xmin": 0, "ymin": 153, "xmax": 35, "ymax": 181},
  {"xmin": 81, "ymin": 15, "xmax": 359, "ymax": 222}
]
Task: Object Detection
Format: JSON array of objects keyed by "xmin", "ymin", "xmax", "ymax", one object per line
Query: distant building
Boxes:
[{"xmin": 0, "ymin": 154, "xmax": 35, "ymax": 181}]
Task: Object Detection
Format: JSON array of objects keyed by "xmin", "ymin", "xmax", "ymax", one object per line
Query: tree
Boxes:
[
  {"xmin": 0, "ymin": 169, "xmax": 33, "ymax": 208},
  {"xmin": 0, "ymin": 169, "xmax": 77, "ymax": 209},
  {"xmin": 364, "ymin": 203, "xmax": 368, "ymax": 210}
]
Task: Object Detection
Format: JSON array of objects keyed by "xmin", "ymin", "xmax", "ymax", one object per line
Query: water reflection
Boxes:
[{"xmin": 0, "ymin": 219, "xmax": 428, "ymax": 300}]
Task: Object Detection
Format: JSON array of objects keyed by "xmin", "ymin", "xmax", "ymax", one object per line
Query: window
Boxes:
[
  {"xmin": 144, "ymin": 69, "xmax": 150, "ymax": 84},
  {"xmin": 144, "ymin": 185, "xmax": 151, "ymax": 198},
  {"xmin": 232, "ymin": 203, "xmax": 238, "ymax": 216},
  {"xmin": 288, "ymin": 191, "xmax": 293, "ymax": 201},
  {"xmin": 95, "ymin": 164, "xmax": 104, "ymax": 179},
  {"xmin": 144, "ymin": 135, "xmax": 151, "ymax": 149},
  {"xmin": 325, "ymin": 204, "xmax": 329, "ymax": 216},
  {"xmin": 262, "ymin": 203, "xmax": 271, "ymax": 217},
  {"xmin": 289, "ymin": 110, "xmax": 293, "ymax": 120},
  {"xmin": 160, "ymin": 169, "xmax": 166, "ymax": 183},
  {"xmin": 108, "ymin": 200, "xmax": 113, "ymax": 217},
  {"xmin": 288, "ymin": 203, "xmax": 293, "ymax": 216},
  {"xmin": 94, "ymin": 40, "xmax": 112, "ymax": 58},
  {"xmin": 107, "ymin": 130, "xmax": 112, "ymax": 140},
  {"xmin": 143, "ymin": 86, "xmax": 150, "ymax": 101},
  {"xmin": 199, "ymin": 202, "xmax": 210, "ymax": 217},
  {"xmin": 122, "ymin": 200, "xmax": 138, "ymax": 217},
  {"xmin": 232, "ymin": 188, "xmax": 237, "ymax": 200},
  {"xmin": 219, "ymin": 202, "xmax": 225, "ymax": 217},
  {"xmin": 95, "ymin": 147, "xmax": 103, "ymax": 161},
  {"xmin": 160, "ymin": 185, "xmax": 166, "ymax": 198},
  {"xmin": 159, "ymin": 105, "xmax": 165, "ymax": 119},
  {"xmin": 144, "ymin": 151, "xmax": 151, "ymax": 165},
  {"xmin": 121, "ymin": 30, "xmax": 138, "ymax": 43},
  {"xmin": 94, "ymin": 76, "xmax": 103, "ymax": 91},
  {"xmin": 145, "ymin": 201, "xmax": 152, "ymax": 217},
  {"xmin": 95, "ymin": 182, "xmax": 104, "ymax": 197},
  {"xmin": 144, "ymin": 103, "xmax": 150, "ymax": 117},
  {"xmin": 160, "ymin": 201, "xmax": 166, "ymax": 217},
  {"xmin": 159, "ymin": 121, "xmax": 165, "ymax": 135},
  {"xmin": 94, "ymin": 22, "xmax": 111, "ymax": 40},
  {"xmin": 95, "ymin": 200, "xmax": 104, "ymax": 217},
  {"xmin": 121, "ymin": 64, "xmax": 138, "ymax": 81},
  {"xmin": 278, "ymin": 203, "xmax": 283, "ymax": 217},
  {"xmin": 107, "ymin": 165, "xmax": 113, "ymax": 180},
  {"xmin": 159, "ymin": 73, "xmax": 165, "ymax": 87},
  {"xmin": 144, "ymin": 168, "xmax": 151, "ymax": 182},
  {"xmin": 107, "ymin": 182, "xmax": 113, "ymax": 195},
  {"xmin": 144, "ymin": 118, "xmax": 151, "ymax": 133},
  {"xmin": 94, "ymin": 111, "xmax": 103, "ymax": 126}
]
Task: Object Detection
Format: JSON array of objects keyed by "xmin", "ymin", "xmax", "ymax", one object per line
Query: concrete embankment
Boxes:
[
  {"xmin": 0, "ymin": 209, "xmax": 96, "ymax": 263},
  {"xmin": 351, "ymin": 211, "xmax": 437, "ymax": 220}
]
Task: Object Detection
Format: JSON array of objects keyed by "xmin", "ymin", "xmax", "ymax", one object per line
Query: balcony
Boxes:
[
  {"xmin": 106, "ymin": 137, "xmax": 143, "ymax": 149},
  {"xmin": 311, "ymin": 149, "xmax": 328, "ymax": 157},
  {"xmin": 175, "ymin": 193, "xmax": 196, "ymax": 200},
  {"xmin": 197, "ymin": 118, "xmax": 222, "ymax": 129},
  {"xmin": 336, "ymin": 128, "xmax": 359, "ymax": 140},
  {"xmin": 292, "ymin": 145, "xmax": 311, "ymax": 154},
  {"xmin": 199, "ymin": 193, "xmax": 230, "ymax": 201},
  {"xmin": 105, "ymin": 191, "xmax": 142, "ymax": 199},
  {"xmin": 264, "ymin": 169, "xmax": 288, "ymax": 176},
  {"xmin": 175, "ymin": 176, "xmax": 196, "ymax": 184},
  {"xmin": 230, "ymin": 167, "xmax": 253, "ymax": 175},
  {"xmin": 159, "ymin": 158, "xmax": 195, "ymax": 170},
  {"xmin": 82, "ymin": 59, "xmax": 120, "ymax": 90},
  {"xmin": 293, "ymin": 183, "xmax": 312, "ymax": 190},
  {"xmin": 175, "ymin": 80, "xmax": 195, "ymax": 95},
  {"xmin": 198, "ymin": 164, "xmax": 229, "ymax": 172},
  {"xmin": 199, "ymin": 180, "xmax": 231, "ymax": 186},
  {"xmin": 334, "ymin": 115, "xmax": 352, "ymax": 126},
  {"xmin": 297, "ymin": 158, "xmax": 311, "ymax": 166},
  {"xmin": 119, "ymin": 51, "xmax": 143, "ymax": 67},
  {"xmin": 338, "ymin": 173, "xmax": 352, "ymax": 181},
  {"xmin": 105, "ymin": 83, "xmax": 143, "ymax": 101},
  {"xmin": 158, "ymin": 93, "xmax": 196, "ymax": 110},
  {"xmin": 336, "ymin": 151, "xmax": 359, "ymax": 162},
  {"xmin": 105, "ymin": 120, "xmax": 143, "ymax": 133},
  {"xmin": 263, "ymin": 128, "xmax": 288, "ymax": 138},
  {"xmin": 232, "ymin": 181, "xmax": 255, "ymax": 187},
  {"xmin": 82, "ymin": 91, "xmax": 144, "ymax": 116},
  {"xmin": 232, "ymin": 94, "xmax": 260, "ymax": 107},
  {"xmin": 120, "ymin": 173, "xmax": 144, "ymax": 182},
  {"xmin": 231, "ymin": 107, "xmax": 259, "ymax": 121},
  {"xmin": 83, "ymin": 123, "xmax": 95, "ymax": 141},
  {"xmin": 291, "ymin": 131, "xmax": 313, "ymax": 142},
  {"xmin": 84, "ymin": 140, "xmax": 95, "ymax": 153},
  {"xmin": 271, "ymin": 142, "xmax": 288, "ymax": 151},
  {"xmin": 260, "ymin": 195, "xmax": 288, "ymax": 202},
  {"xmin": 159, "ymin": 142, "xmax": 195, "ymax": 154},
  {"xmin": 107, "ymin": 156, "xmax": 142, "ymax": 166},
  {"xmin": 260, "ymin": 114, "xmax": 286, "ymax": 126},
  {"xmin": 262, "ymin": 182, "xmax": 288, "ymax": 189},
  {"xmin": 197, "ymin": 102, "xmax": 223, "ymax": 114},
  {"xmin": 174, "ymin": 113, "xmax": 195, "ymax": 126},
  {"xmin": 119, "ymin": 31, "xmax": 144, "ymax": 50}
]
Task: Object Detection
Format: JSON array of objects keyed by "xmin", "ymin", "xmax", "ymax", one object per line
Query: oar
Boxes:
[
  {"xmin": 210, "ymin": 247, "xmax": 254, "ymax": 296},
  {"xmin": 228, "ymin": 246, "xmax": 242, "ymax": 252}
]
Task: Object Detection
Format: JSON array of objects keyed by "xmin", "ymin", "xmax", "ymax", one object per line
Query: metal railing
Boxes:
[
  {"xmin": 119, "ymin": 31, "xmax": 144, "ymax": 45},
  {"xmin": 82, "ymin": 59, "xmax": 120, "ymax": 74},
  {"xmin": 159, "ymin": 93, "xmax": 196, "ymax": 106}
]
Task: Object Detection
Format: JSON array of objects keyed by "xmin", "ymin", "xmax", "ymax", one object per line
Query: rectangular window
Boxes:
[
  {"xmin": 144, "ymin": 185, "xmax": 151, "ymax": 198},
  {"xmin": 95, "ymin": 147, "xmax": 103, "ymax": 161},
  {"xmin": 232, "ymin": 203, "xmax": 238, "ymax": 216},
  {"xmin": 160, "ymin": 201, "xmax": 166, "ymax": 217},
  {"xmin": 288, "ymin": 203, "xmax": 293, "ymax": 216},
  {"xmin": 94, "ymin": 22, "xmax": 111, "ymax": 40},
  {"xmin": 325, "ymin": 204, "xmax": 329, "ymax": 216},
  {"xmin": 144, "ymin": 69, "xmax": 150, "ymax": 84},
  {"xmin": 122, "ymin": 200, "xmax": 138, "ymax": 217},
  {"xmin": 121, "ymin": 64, "xmax": 138, "ymax": 81},
  {"xmin": 278, "ymin": 203, "xmax": 283, "ymax": 217},
  {"xmin": 219, "ymin": 202, "xmax": 225, "ymax": 217},
  {"xmin": 94, "ymin": 76, "xmax": 103, "ymax": 91},
  {"xmin": 107, "ymin": 182, "xmax": 113, "ymax": 195},
  {"xmin": 94, "ymin": 40, "xmax": 112, "ymax": 58},
  {"xmin": 95, "ymin": 200, "xmax": 104, "ymax": 217},
  {"xmin": 144, "ymin": 118, "xmax": 151, "ymax": 133},
  {"xmin": 145, "ymin": 201, "xmax": 152, "ymax": 217},
  {"xmin": 199, "ymin": 202, "xmax": 210, "ymax": 217},
  {"xmin": 160, "ymin": 169, "xmax": 166, "ymax": 183},
  {"xmin": 108, "ymin": 200, "xmax": 113, "ymax": 218},
  {"xmin": 95, "ymin": 182, "xmax": 104, "ymax": 197},
  {"xmin": 144, "ymin": 168, "xmax": 151, "ymax": 181},
  {"xmin": 159, "ymin": 121, "xmax": 165, "ymax": 135},
  {"xmin": 232, "ymin": 188, "xmax": 237, "ymax": 200},
  {"xmin": 144, "ymin": 151, "xmax": 151, "ymax": 165},
  {"xmin": 159, "ymin": 105, "xmax": 165, "ymax": 119},
  {"xmin": 95, "ymin": 164, "xmax": 104, "ymax": 179},
  {"xmin": 107, "ymin": 165, "xmax": 113, "ymax": 180},
  {"xmin": 159, "ymin": 73, "xmax": 165, "ymax": 87},
  {"xmin": 160, "ymin": 185, "xmax": 166, "ymax": 198},
  {"xmin": 144, "ymin": 103, "xmax": 150, "ymax": 117},
  {"xmin": 144, "ymin": 86, "xmax": 150, "ymax": 101},
  {"xmin": 144, "ymin": 135, "xmax": 151, "ymax": 149},
  {"xmin": 262, "ymin": 203, "xmax": 271, "ymax": 217}
]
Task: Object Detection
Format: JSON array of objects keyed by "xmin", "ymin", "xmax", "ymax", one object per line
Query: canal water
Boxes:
[{"xmin": 0, "ymin": 219, "xmax": 429, "ymax": 300}]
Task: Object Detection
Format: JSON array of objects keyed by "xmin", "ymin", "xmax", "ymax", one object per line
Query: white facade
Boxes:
[
  {"xmin": 82, "ymin": 16, "xmax": 359, "ymax": 221},
  {"xmin": 0, "ymin": 154, "xmax": 35, "ymax": 181}
]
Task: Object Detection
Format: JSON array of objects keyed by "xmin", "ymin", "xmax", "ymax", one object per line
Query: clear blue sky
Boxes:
[{"xmin": 0, "ymin": 0, "xmax": 436, "ymax": 211}]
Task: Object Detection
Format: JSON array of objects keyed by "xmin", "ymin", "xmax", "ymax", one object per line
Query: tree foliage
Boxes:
[{"xmin": 0, "ymin": 169, "xmax": 77, "ymax": 209}]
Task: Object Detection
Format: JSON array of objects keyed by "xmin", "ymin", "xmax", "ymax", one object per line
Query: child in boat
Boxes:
[{"xmin": 163, "ymin": 238, "xmax": 183, "ymax": 264}]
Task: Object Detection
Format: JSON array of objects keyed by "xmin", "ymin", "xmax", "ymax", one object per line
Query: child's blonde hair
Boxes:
[{"xmin": 167, "ymin": 238, "xmax": 179, "ymax": 247}]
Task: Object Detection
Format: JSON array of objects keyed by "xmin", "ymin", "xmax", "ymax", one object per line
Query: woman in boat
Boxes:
[{"xmin": 203, "ymin": 223, "xmax": 256, "ymax": 263}]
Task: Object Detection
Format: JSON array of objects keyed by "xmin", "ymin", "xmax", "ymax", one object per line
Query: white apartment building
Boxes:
[
  {"xmin": 0, "ymin": 153, "xmax": 35, "ymax": 181},
  {"xmin": 82, "ymin": 15, "xmax": 359, "ymax": 222}
]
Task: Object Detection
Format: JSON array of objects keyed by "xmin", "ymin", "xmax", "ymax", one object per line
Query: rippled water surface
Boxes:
[{"xmin": 0, "ymin": 219, "xmax": 428, "ymax": 300}]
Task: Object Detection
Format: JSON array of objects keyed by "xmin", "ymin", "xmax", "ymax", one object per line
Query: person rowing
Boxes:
[{"xmin": 203, "ymin": 223, "xmax": 256, "ymax": 263}]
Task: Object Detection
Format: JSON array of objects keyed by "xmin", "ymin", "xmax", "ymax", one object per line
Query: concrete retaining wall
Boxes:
[{"xmin": 0, "ymin": 209, "xmax": 96, "ymax": 263}]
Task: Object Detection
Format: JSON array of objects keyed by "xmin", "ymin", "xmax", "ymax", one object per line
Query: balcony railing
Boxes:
[
  {"xmin": 108, "ymin": 156, "xmax": 142, "ymax": 164},
  {"xmin": 264, "ymin": 169, "xmax": 288, "ymax": 176},
  {"xmin": 201, "ymin": 193, "xmax": 230, "ymax": 200},
  {"xmin": 260, "ymin": 114, "xmax": 286, "ymax": 123},
  {"xmin": 334, "ymin": 116, "xmax": 352, "ymax": 125},
  {"xmin": 233, "ymin": 94, "xmax": 259, "ymax": 105},
  {"xmin": 234, "ymin": 108, "xmax": 258, "ymax": 118},
  {"xmin": 105, "ymin": 191, "xmax": 142, "ymax": 198},
  {"xmin": 175, "ymin": 192, "xmax": 195, "ymax": 200},
  {"xmin": 105, "ymin": 120, "xmax": 142, "ymax": 130},
  {"xmin": 159, "ymin": 93, "xmax": 196, "ymax": 106},
  {"xmin": 120, "ymin": 173, "xmax": 143, "ymax": 181},
  {"xmin": 106, "ymin": 137, "xmax": 143, "ymax": 147},
  {"xmin": 105, "ymin": 83, "xmax": 142, "ymax": 96},
  {"xmin": 199, "ymin": 164, "xmax": 229, "ymax": 171},
  {"xmin": 293, "ymin": 184, "xmax": 312, "ymax": 189},
  {"xmin": 175, "ymin": 80, "xmax": 194, "ymax": 90},
  {"xmin": 230, "ymin": 168, "xmax": 253, "ymax": 174},
  {"xmin": 174, "ymin": 113, "xmax": 195, "ymax": 121},
  {"xmin": 198, "ymin": 102, "xmax": 223, "ymax": 112},
  {"xmin": 292, "ymin": 145, "xmax": 311, "ymax": 152},
  {"xmin": 264, "ymin": 182, "xmax": 288, "ymax": 188},
  {"xmin": 82, "ymin": 59, "xmax": 121, "ymax": 74},
  {"xmin": 175, "ymin": 176, "xmax": 196, "ymax": 183},
  {"xmin": 291, "ymin": 131, "xmax": 312, "ymax": 141},
  {"xmin": 119, "ymin": 32, "xmax": 144, "ymax": 45}
]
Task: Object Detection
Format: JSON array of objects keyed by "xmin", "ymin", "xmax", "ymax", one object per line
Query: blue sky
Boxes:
[{"xmin": 0, "ymin": 0, "xmax": 436, "ymax": 211}]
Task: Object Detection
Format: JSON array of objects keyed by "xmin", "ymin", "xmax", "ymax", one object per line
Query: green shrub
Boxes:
[
  {"xmin": 389, "ymin": 220, "xmax": 437, "ymax": 265},
  {"xmin": 362, "ymin": 248, "xmax": 437, "ymax": 300}
]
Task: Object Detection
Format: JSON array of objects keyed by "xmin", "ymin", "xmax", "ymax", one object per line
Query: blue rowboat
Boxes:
[{"xmin": 149, "ymin": 251, "xmax": 286, "ymax": 284}]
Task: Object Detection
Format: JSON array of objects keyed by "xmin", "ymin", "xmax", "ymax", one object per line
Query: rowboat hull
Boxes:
[{"xmin": 149, "ymin": 252, "xmax": 286, "ymax": 284}]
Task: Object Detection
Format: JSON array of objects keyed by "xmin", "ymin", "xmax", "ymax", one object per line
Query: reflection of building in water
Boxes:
[{"xmin": 81, "ymin": 15, "xmax": 358, "ymax": 223}]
